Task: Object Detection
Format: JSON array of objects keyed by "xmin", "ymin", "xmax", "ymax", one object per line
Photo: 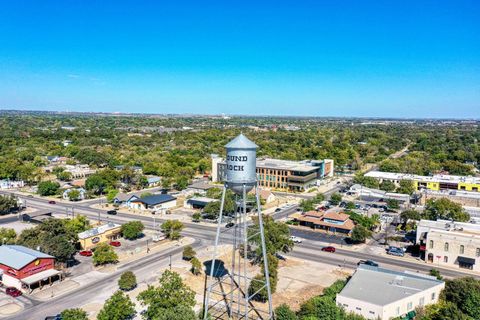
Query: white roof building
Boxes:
[{"xmin": 336, "ymin": 265, "xmax": 444, "ymax": 320}]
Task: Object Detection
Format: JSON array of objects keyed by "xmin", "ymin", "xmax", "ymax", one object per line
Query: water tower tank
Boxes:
[{"xmin": 225, "ymin": 134, "xmax": 258, "ymax": 194}]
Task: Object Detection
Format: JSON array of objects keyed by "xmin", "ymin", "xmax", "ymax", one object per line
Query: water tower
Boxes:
[{"xmin": 204, "ymin": 134, "xmax": 273, "ymax": 320}]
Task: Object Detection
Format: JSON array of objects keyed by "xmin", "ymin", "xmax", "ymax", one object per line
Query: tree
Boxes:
[
  {"xmin": 182, "ymin": 245, "xmax": 196, "ymax": 260},
  {"xmin": 60, "ymin": 308, "xmax": 88, "ymax": 320},
  {"xmin": 85, "ymin": 174, "xmax": 107, "ymax": 195},
  {"xmin": 97, "ymin": 291, "xmax": 136, "ymax": 320},
  {"xmin": 424, "ymin": 198, "xmax": 470, "ymax": 222},
  {"xmin": 350, "ymin": 225, "xmax": 371, "ymax": 243},
  {"xmin": 400, "ymin": 209, "xmax": 421, "ymax": 223},
  {"xmin": 37, "ymin": 181, "xmax": 60, "ymax": 196},
  {"xmin": 118, "ymin": 271, "xmax": 137, "ymax": 291},
  {"xmin": 386, "ymin": 198, "xmax": 400, "ymax": 210},
  {"xmin": 442, "ymin": 277, "xmax": 480, "ymax": 319},
  {"xmin": 397, "ymin": 179, "xmax": 415, "ymax": 195},
  {"xmin": 0, "ymin": 195, "xmax": 18, "ymax": 215},
  {"xmin": 379, "ymin": 180, "xmax": 396, "ymax": 192},
  {"xmin": 106, "ymin": 189, "xmax": 119, "ymax": 203},
  {"xmin": 192, "ymin": 212, "xmax": 201, "ymax": 222},
  {"xmin": 93, "ymin": 242, "xmax": 118, "ymax": 265},
  {"xmin": 174, "ymin": 176, "xmax": 189, "ymax": 191},
  {"xmin": 429, "ymin": 269, "xmax": 443, "ymax": 280},
  {"xmin": 64, "ymin": 215, "xmax": 90, "ymax": 234},
  {"xmin": 138, "ymin": 270, "xmax": 196, "ymax": 319},
  {"xmin": 57, "ymin": 171, "xmax": 72, "ymax": 181},
  {"xmin": 67, "ymin": 189, "xmax": 81, "ymax": 201},
  {"xmin": 190, "ymin": 257, "xmax": 202, "ymax": 275},
  {"xmin": 161, "ymin": 220, "xmax": 184, "ymax": 240},
  {"xmin": 17, "ymin": 218, "xmax": 77, "ymax": 262},
  {"xmin": 275, "ymin": 304, "xmax": 298, "ymax": 320},
  {"xmin": 0, "ymin": 228, "xmax": 16, "ymax": 245},
  {"xmin": 121, "ymin": 221, "xmax": 144, "ymax": 240},
  {"xmin": 329, "ymin": 193, "xmax": 342, "ymax": 205},
  {"xmin": 346, "ymin": 201, "xmax": 356, "ymax": 210}
]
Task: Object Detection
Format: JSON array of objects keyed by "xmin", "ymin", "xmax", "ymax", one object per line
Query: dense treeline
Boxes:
[{"xmin": 0, "ymin": 114, "xmax": 478, "ymax": 186}]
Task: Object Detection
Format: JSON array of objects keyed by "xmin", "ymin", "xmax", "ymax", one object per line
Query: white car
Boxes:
[{"xmin": 290, "ymin": 236, "xmax": 303, "ymax": 243}]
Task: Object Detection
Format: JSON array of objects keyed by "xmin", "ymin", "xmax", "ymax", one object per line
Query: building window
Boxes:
[
  {"xmin": 431, "ymin": 292, "xmax": 436, "ymax": 300},
  {"xmin": 369, "ymin": 311, "xmax": 375, "ymax": 315},
  {"xmin": 420, "ymin": 297, "xmax": 425, "ymax": 306},
  {"xmin": 356, "ymin": 307, "xmax": 362, "ymax": 311},
  {"xmin": 407, "ymin": 302, "xmax": 413, "ymax": 310},
  {"xmin": 460, "ymin": 245, "xmax": 465, "ymax": 254},
  {"xmin": 476, "ymin": 248, "xmax": 480, "ymax": 257},
  {"xmin": 444, "ymin": 256, "xmax": 448, "ymax": 263},
  {"xmin": 396, "ymin": 307, "xmax": 400, "ymax": 315},
  {"xmin": 444, "ymin": 242, "xmax": 449, "ymax": 252},
  {"xmin": 429, "ymin": 240, "xmax": 434, "ymax": 249}
]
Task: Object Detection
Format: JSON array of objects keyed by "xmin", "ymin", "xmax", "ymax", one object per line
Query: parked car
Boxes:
[
  {"xmin": 109, "ymin": 241, "xmax": 121, "ymax": 247},
  {"xmin": 358, "ymin": 260, "xmax": 379, "ymax": 267},
  {"xmin": 107, "ymin": 210, "xmax": 117, "ymax": 215},
  {"xmin": 275, "ymin": 208, "xmax": 282, "ymax": 212},
  {"xmin": 290, "ymin": 236, "xmax": 302, "ymax": 243},
  {"xmin": 6, "ymin": 287, "xmax": 22, "ymax": 297},
  {"xmin": 321, "ymin": 246, "xmax": 336, "ymax": 253},
  {"xmin": 387, "ymin": 247, "xmax": 404, "ymax": 257},
  {"xmin": 79, "ymin": 250, "xmax": 93, "ymax": 257},
  {"xmin": 225, "ymin": 222, "xmax": 235, "ymax": 228},
  {"xmin": 45, "ymin": 315, "xmax": 62, "ymax": 320},
  {"xmin": 48, "ymin": 200, "xmax": 56, "ymax": 204}
]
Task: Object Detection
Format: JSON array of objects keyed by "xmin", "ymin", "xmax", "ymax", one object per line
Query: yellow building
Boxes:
[
  {"xmin": 365, "ymin": 171, "xmax": 480, "ymax": 193},
  {"xmin": 78, "ymin": 222, "xmax": 122, "ymax": 250}
]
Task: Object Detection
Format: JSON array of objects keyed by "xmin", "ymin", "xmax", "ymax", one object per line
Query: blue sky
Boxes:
[{"xmin": 0, "ymin": 1, "xmax": 479, "ymax": 118}]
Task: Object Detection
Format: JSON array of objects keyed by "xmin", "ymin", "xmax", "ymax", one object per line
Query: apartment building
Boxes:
[
  {"xmin": 211, "ymin": 155, "xmax": 334, "ymax": 191},
  {"xmin": 417, "ymin": 219, "xmax": 480, "ymax": 271},
  {"xmin": 365, "ymin": 171, "xmax": 480, "ymax": 193},
  {"xmin": 336, "ymin": 265, "xmax": 444, "ymax": 320}
]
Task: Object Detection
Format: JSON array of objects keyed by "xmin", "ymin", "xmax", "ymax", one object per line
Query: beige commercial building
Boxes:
[
  {"xmin": 212, "ymin": 155, "xmax": 334, "ymax": 191},
  {"xmin": 417, "ymin": 219, "xmax": 480, "ymax": 271},
  {"xmin": 337, "ymin": 265, "xmax": 444, "ymax": 320},
  {"xmin": 78, "ymin": 223, "xmax": 122, "ymax": 250}
]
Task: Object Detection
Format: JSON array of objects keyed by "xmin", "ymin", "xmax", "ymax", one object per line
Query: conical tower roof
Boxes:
[{"xmin": 225, "ymin": 133, "xmax": 258, "ymax": 149}]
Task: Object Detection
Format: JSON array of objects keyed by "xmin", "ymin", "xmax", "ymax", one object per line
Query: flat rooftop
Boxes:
[
  {"xmin": 338, "ymin": 265, "xmax": 444, "ymax": 306},
  {"xmin": 256, "ymin": 158, "xmax": 319, "ymax": 172},
  {"xmin": 365, "ymin": 171, "xmax": 480, "ymax": 185},
  {"xmin": 418, "ymin": 219, "xmax": 480, "ymax": 234}
]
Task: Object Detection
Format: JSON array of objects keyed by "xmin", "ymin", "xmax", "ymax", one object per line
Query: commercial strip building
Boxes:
[
  {"xmin": 212, "ymin": 154, "xmax": 334, "ymax": 191},
  {"xmin": 184, "ymin": 197, "xmax": 217, "ymax": 210},
  {"xmin": 78, "ymin": 222, "xmax": 122, "ymax": 250},
  {"xmin": 336, "ymin": 265, "xmax": 444, "ymax": 320},
  {"xmin": 291, "ymin": 211, "xmax": 355, "ymax": 234},
  {"xmin": 349, "ymin": 184, "xmax": 410, "ymax": 203},
  {"xmin": 0, "ymin": 245, "xmax": 62, "ymax": 292},
  {"xmin": 365, "ymin": 171, "xmax": 480, "ymax": 193},
  {"xmin": 416, "ymin": 219, "xmax": 480, "ymax": 271},
  {"xmin": 419, "ymin": 188, "xmax": 480, "ymax": 208}
]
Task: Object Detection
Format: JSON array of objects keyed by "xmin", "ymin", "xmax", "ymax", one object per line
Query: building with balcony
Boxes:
[{"xmin": 212, "ymin": 155, "xmax": 334, "ymax": 191}]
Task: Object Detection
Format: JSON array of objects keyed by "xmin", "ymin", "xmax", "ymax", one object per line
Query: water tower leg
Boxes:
[
  {"xmin": 256, "ymin": 186, "xmax": 274, "ymax": 319},
  {"xmin": 204, "ymin": 185, "xmax": 227, "ymax": 320}
]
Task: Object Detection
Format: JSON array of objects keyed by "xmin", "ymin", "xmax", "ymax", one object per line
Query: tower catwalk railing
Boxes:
[{"xmin": 203, "ymin": 182, "xmax": 273, "ymax": 320}]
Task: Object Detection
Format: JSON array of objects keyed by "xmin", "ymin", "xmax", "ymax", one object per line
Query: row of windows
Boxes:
[
  {"xmin": 395, "ymin": 294, "xmax": 435, "ymax": 316},
  {"xmin": 429, "ymin": 240, "xmax": 480, "ymax": 256}
]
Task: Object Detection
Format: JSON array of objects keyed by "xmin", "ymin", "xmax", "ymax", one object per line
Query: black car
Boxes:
[
  {"xmin": 225, "ymin": 222, "xmax": 235, "ymax": 228},
  {"xmin": 45, "ymin": 315, "xmax": 62, "ymax": 320},
  {"xmin": 107, "ymin": 210, "xmax": 117, "ymax": 215},
  {"xmin": 275, "ymin": 208, "xmax": 282, "ymax": 212},
  {"xmin": 358, "ymin": 260, "xmax": 379, "ymax": 267}
]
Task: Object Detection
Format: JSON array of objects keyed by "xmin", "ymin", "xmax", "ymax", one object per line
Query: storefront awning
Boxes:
[
  {"xmin": 458, "ymin": 256, "xmax": 476, "ymax": 265},
  {"xmin": 21, "ymin": 269, "xmax": 61, "ymax": 285}
]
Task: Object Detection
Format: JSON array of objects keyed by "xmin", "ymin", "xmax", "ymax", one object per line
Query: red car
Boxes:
[
  {"xmin": 79, "ymin": 250, "xmax": 93, "ymax": 257},
  {"xmin": 321, "ymin": 246, "xmax": 336, "ymax": 253},
  {"xmin": 6, "ymin": 287, "xmax": 22, "ymax": 297},
  {"xmin": 48, "ymin": 200, "xmax": 56, "ymax": 204},
  {"xmin": 109, "ymin": 241, "xmax": 121, "ymax": 247}
]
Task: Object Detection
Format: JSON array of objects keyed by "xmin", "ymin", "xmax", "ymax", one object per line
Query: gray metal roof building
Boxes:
[{"xmin": 0, "ymin": 245, "xmax": 54, "ymax": 270}]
